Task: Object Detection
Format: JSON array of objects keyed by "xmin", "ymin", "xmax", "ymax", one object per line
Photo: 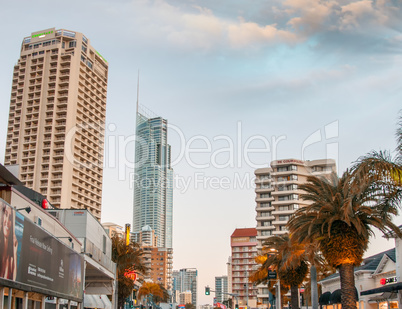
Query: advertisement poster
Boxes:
[{"xmin": 0, "ymin": 199, "xmax": 84, "ymax": 299}]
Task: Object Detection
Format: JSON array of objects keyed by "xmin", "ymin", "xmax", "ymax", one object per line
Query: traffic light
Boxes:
[
  {"xmin": 205, "ymin": 287, "xmax": 210, "ymax": 295},
  {"xmin": 235, "ymin": 304, "xmax": 239, "ymax": 309}
]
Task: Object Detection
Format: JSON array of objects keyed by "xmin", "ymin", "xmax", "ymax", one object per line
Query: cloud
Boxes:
[{"xmin": 100, "ymin": 0, "xmax": 402, "ymax": 55}]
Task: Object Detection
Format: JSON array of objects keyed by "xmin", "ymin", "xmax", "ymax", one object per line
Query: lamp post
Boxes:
[{"xmin": 15, "ymin": 206, "xmax": 31, "ymax": 214}]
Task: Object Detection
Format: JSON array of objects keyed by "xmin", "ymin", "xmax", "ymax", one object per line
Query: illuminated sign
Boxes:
[
  {"xmin": 380, "ymin": 277, "xmax": 397, "ymax": 285},
  {"xmin": 124, "ymin": 270, "xmax": 137, "ymax": 281},
  {"xmin": 32, "ymin": 31, "xmax": 53, "ymax": 38},
  {"xmin": 125, "ymin": 224, "xmax": 131, "ymax": 246},
  {"xmin": 96, "ymin": 50, "xmax": 108, "ymax": 63}
]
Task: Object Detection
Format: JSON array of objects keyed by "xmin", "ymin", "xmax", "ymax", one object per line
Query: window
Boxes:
[
  {"xmin": 290, "ymin": 165, "xmax": 297, "ymax": 171},
  {"xmin": 260, "ymin": 193, "xmax": 271, "ymax": 198},
  {"xmin": 278, "ymin": 205, "xmax": 288, "ymax": 211},
  {"xmin": 279, "ymin": 215, "xmax": 290, "ymax": 221},
  {"xmin": 69, "ymin": 41, "xmax": 77, "ymax": 48}
]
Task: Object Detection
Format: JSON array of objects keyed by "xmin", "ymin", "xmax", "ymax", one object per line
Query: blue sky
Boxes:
[{"xmin": 0, "ymin": 0, "xmax": 401, "ymax": 305}]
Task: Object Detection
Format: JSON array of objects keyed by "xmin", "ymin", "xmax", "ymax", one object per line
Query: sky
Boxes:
[{"xmin": 0, "ymin": 0, "xmax": 402, "ymax": 306}]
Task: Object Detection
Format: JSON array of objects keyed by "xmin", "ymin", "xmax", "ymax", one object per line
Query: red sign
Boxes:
[
  {"xmin": 124, "ymin": 270, "xmax": 137, "ymax": 281},
  {"xmin": 380, "ymin": 277, "xmax": 397, "ymax": 285},
  {"xmin": 216, "ymin": 303, "xmax": 227, "ymax": 309}
]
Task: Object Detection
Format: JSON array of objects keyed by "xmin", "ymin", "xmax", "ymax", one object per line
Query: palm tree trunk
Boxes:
[
  {"xmin": 338, "ymin": 263, "xmax": 357, "ymax": 309},
  {"xmin": 291, "ymin": 285, "xmax": 299, "ymax": 309},
  {"xmin": 310, "ymin": 265, "xmax": 318, "ymax": 309}
]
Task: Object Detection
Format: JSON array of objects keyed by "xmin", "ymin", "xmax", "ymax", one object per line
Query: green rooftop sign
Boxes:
[
  {"xmin": 96, "ymin": 50, "xmax": 107, "ymax": 63},
  {"xmin": 32, "ymin": 30, "xmax": 53, "ymax": 38}
]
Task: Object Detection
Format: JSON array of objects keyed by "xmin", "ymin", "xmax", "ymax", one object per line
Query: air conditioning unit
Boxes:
[{"xmin": 34, "ymin": 216, "xmax": 42, "ymax": 226}]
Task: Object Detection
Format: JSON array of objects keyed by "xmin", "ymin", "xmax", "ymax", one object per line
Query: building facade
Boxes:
[
  {"xmin": 319, "ymin": 248, "xmax": 400, "ymax": 309},
  {"xmin": 230, "ymin": 228, "xmax": 258, "ymax": 309},
  {"xmin": 254, "ymin": 158, "xmax": 336, "ymax": 308},
  {"xmin": 172, "ymin": 268, "xmax": 198, "ymax": 306},
  {"xmin": 4, "ymin": 28, "xmax": 108, "ymax": 220},
  {"xmin": 0, "ymin": 165, "xmax": 115, "ymax": 308},
  {"xmin": 133, "ymin": 107, "xmax": 173, "ymax": 249},
  {"xmin": 179, "ymin": 291, "xmax": 192, "ymax": 305},
  {"xmin": 215, "ymin": 276, "xmax": 229, "ymax": 304}
]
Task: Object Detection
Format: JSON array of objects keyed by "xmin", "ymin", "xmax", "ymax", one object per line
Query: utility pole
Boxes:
[{"xmin": 275, "ymin": 279, "xmax": 281, "ymax": 309}]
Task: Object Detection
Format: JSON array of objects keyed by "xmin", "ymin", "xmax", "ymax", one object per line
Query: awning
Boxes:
[
  {"xmin": 327, "ymin": 288, "xmax": 359, "ymax": 304},
  {"xmin": 330, "ymin": 290, "xmax": 342, "ymax": 304},
  {"xmin": 84, "ymin": 295, "xmax": 112, "ymax": 309},
  {"xmin": 319, "ymin": 292, "xmax": 331, "ymax": 305},
  {"xmin": 368, "ymin": 292, "xmax": 398, "ymax": 303},
  {"xmin": 361, "ymin": 282, "xmax": 402, "ymax": 296}
]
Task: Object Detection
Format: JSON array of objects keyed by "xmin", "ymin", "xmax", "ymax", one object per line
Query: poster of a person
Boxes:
[{"xmin": 0, "ymin": 201, "xmax": 18, "ymax": 280}]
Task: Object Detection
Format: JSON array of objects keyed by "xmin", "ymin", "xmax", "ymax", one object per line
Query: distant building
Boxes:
[
  {"xmin": 102, "ymin": 222, "xmax": 124, "ymax": 238},
  {"xmin": 173, "ymin": 268, "xmax": 198, "ymax": 306},
  {"xmin": 4, "ymin": 28, "xmax": 108, "ymax": 220},
  {"xmin": 254, "ymin": 158, "xmax": 336, "ymax": 308},
  {"xmin": 133, "ymin": 108, "xmax": 173, "ymax": 249},
  {"xmin": 215, "ymin": 276, "xmax": 229, "ymax": 304},
  {"xmin": 179, "ymin": 291, "xmax": 192, "ymax": 304},
  {"xmin": 230, "ymin": 228, "xmax": 258, "ymax": 309}
]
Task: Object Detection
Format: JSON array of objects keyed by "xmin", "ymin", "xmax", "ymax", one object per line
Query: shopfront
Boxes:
[
  {"xmin": 361, "ymin": 281, "xmax": 402, "ymax": 309},
  {"xmin": 0, "ymin": 199, "xmax": 84, "ymax": 308}
]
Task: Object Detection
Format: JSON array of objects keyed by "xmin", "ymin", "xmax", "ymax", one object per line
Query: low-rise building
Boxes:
[{"xmin": 0, "ymin": 164, "xmax": 116, "ymax": 309}]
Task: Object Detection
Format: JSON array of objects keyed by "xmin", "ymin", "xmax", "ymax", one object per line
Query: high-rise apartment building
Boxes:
[
  {"xmin": 172, "ymin": 268, "xmax": 198, "ymax": 306},
  {"xmin": 254, "ymin": 159, "xmax": 336, "ymax": 249},
  {"xmin": 5, "ymin": 28, "xmax": 108, "ymax": 220},
  {"xmin": 133, "ymin": 108, "xmax": 173, "ymax": 248},
  {"xmin": 254, "ymin": 158, "xmax": 336, "ymax": 308},
  {"xmin": 215, "ymin": 276, "xmax": 229, "ymax": 304},
  {"xmin": 230, "ymin": 228, "xmax": 258, "ymax": 309}
]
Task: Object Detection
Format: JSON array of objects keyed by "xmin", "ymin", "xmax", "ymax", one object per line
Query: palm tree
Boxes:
[
  {"xmin": 251, "ymin": 234, "xmax": 308, "ymax": 309},
  {"xmin": 288, "ymin": 169, "xmax": 402, "ymax": 309},
  {"xmin": 112, "ymin": 235, "xmax": 147, "ymax": 309},
  {"xmin": 352, "ymin": 114, "xmax": 402, "ymax": 187}
]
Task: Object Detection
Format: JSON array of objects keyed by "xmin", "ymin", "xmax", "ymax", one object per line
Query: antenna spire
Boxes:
[{"xmin": 136, "ymin": 70, "xmax": 139, "ymax": 114}]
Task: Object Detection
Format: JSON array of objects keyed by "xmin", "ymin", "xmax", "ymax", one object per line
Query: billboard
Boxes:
[{"xmin": 0, "ymin": 199, "xmax": 84, "ymax": 299}]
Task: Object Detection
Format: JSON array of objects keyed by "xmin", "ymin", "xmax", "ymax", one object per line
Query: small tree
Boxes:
[
  {"xmin": 111, "ymin": 235, "xmax": 147, "ymax": 309},
  {"xmin": 138, "ymin": 282, "xmax": 169, "ymax": 304}
]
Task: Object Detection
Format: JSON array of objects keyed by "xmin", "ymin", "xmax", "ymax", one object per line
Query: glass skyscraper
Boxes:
[{"xmin": 133, "ymin": 107, "xmax": 173, "ymax": 249}]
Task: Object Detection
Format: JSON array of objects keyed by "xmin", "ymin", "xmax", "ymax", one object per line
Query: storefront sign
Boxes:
[
  {"xmin": 0, "ymin": 200, "xmax": 84, "ymax": 299},
  {"xmin": 380, "ymin": 277, "xmax": 397, "ymax": 285}
]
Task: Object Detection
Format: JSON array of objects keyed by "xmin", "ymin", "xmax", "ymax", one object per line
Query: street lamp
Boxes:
[
  {"xmin": 56, "ymin": 236, "xmax": 73, "ymax": 242},
  {"xmin": 16, "ymin": 206, "xmax": 31, "ymax": 214}
]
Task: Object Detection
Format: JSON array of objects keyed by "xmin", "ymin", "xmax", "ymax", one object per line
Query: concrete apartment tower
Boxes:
[
  {"xmin": 215, "ymin": 276, "xmax": 229, "ymax": 304},
  {"xmin": 4, "ymin": 28, "xmax": 108, "ymax": 220},
  {"xmin": 254, "ymin": 158, "xmax": 336, "ymax": 308},
  {"xmin": 230, "ymin": 228, "xmax": 258, "ymax": 309}
]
